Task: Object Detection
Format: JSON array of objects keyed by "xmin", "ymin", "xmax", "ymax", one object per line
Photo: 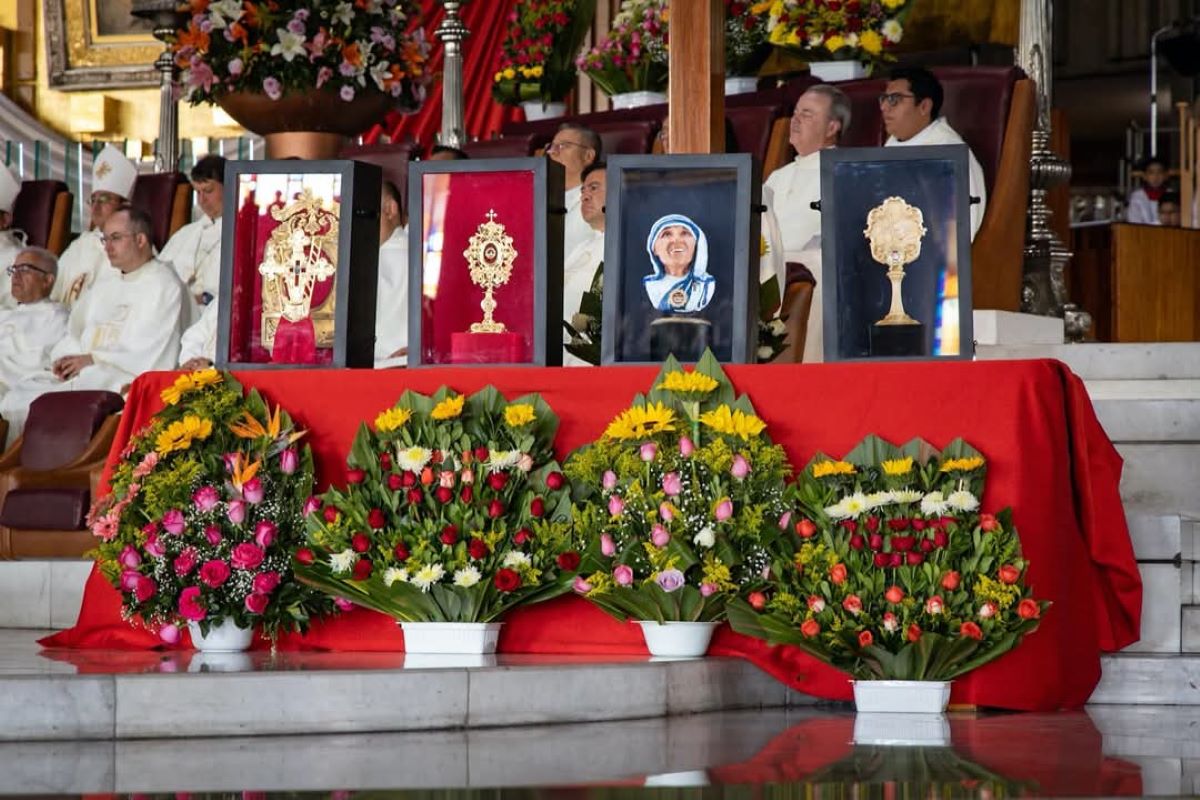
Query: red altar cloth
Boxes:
[{"xmin": 42, "ymin": 360, "xmax": 1141, "ymax": 711}]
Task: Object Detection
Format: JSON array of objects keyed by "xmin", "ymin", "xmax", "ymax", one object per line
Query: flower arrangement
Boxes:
[
  {"xmin": 728, "ymin": 435, "xmax": 1049, "ymax": 681},
  {"xmin": 725, "ymin": 0, "xmax": 773, "ymax": 77},
  {"xmin": 88, "ymin": 370, "xmax": 333, "ymax": 643},
  {"xmin": 492, "ymin": 0, "xmax": 598, "ymax": 106},
  {"xmin": 759, "ymin": 0, "xmax": 913, "ymax": 66},
  {"xmin": 172, "ymin": 0, "xmax": 429, "ymax": 107},
  {"xmin": 576, "ymin": 0, "xmax": 670, "ymax": 97},
  {"xmin": 293, "ymin": 387, "xmax": 580, "ymax": 623},
  {"xmin": 565, "ymin": 353, "xmax": 792, "ymax": 622}
]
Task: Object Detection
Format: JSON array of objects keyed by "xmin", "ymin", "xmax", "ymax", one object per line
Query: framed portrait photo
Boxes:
[
  {"xmin": 215, "ymin": 159, "xmax": 382, "ymax": 369},
  {"xmin": 602, "ymin": 154, "xmax": 761, "ymax": 365},
  {"xmin": 407, "ymin": 158, "xmax": 565, "ymax": 367},
  {"xmin": 819, "ymin": 145, "xmax": 974, "ymax": 362}
]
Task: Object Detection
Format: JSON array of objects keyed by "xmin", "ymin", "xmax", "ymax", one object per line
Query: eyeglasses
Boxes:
[
  {"xmin": 6, "ymin": 263, "xmax": 50, "ymax": 277},
  {"xmin": 89, "ymin": 193, "xmax": 122, "ymax": 206},
  {"xmin": 99, "ymin": 232, "xmax": 132, "ymax": 246},
  {"xmin": 546, "ymin": 140, "xmax": 588, "ymax": 154},
  {"xmin": 878, "ymin": 92, "xmax": 916, "ymax": 108}
]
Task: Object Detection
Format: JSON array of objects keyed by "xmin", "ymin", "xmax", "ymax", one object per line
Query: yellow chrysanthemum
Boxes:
[
  {"xmin": 881, "ymin": 457, "xmax": 913, "ymax": 476},
  {"xmin": 940, "ymin": 456, "xmax": 985, "ymax": 473},
  {"xmin": 531, "ymin": 65, "xmax": 544, "ymax": 77},
  {"xmin": 494, "ymin": 71, "xmax": 503, "ymax": 82},
  {"xmin": 825, "ymin": 34, "xmax": 847, "ymax": 53},
  {"xmin": 812, "ymin": 460, "xmax": 856, "ymax": 478},
  {"xmin": 604, "ymin": 402, "xmax": 677, "ymax": 440},
  {"xmin": 502, "ymin": 67, "xmax": 516, "ymax": 80},
  {"xmin": 431, "ymin": 394, "xmax": 465, "ymax": 421},
  {"xmin": 699, "ymin": 405, "xmax": 766, "ymax": 441},
  {"xmin": 155, "ymin": 414, "xmax": 213, "ymax": 456},
  {"xmin": 657, "ymin": 370, "xmax": 719, "ymax": 396},
  {"xmin": 504, "ymin": 403, "xmax": 536, "ymax": 427},
  {"xmin": 375, "ymin": 407, "xmax": 413, "ymax": 433},
  {"xmin": 859, "ymin": 29, "xmax": 883, "ymax": 55}
]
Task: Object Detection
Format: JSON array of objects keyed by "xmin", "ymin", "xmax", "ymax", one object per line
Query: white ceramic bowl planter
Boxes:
[
  {"xmin": 636, "ymin": 620, "xmax": 720, "ymax": 658},
  {"xmin": 400, "ymin": 622, "xmax": 503, "ymax": 655}
]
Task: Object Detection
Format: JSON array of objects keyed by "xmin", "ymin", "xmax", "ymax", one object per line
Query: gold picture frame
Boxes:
[{"xmin": 44, "ymin": 0, "xmax": 160, "ymax": 90}]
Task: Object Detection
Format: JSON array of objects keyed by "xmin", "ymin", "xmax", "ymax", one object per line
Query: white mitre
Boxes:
[
  {"xmin": 93, "ymin": 144, "xmax": 138, "ymax": 199},
  {"xmin": 0, "ymin": 166, "xmax": 19, "ymax": 214}
]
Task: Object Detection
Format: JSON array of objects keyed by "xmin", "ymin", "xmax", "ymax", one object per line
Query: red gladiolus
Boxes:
[
  {"xmin": 887, "ymin": 518, "xmax": 909, "ymax": 532},
  {"xmin": 494, "ymin": 567, "xmax": 521, "ymax": 592},
  {"xmin": 468, "ymin": 538, "xmax": 489, "ymax": 560},
  {"xmin": 873, "ymin": 553, "xmax": 890, "ymax": 568},
  {"xmin": 488, "ymin": 472, "xmax": 509, "ymax": 491},
  {"xmin": 960, "ymin": 621, "xmax": 983, "ymax": 640},
  {"xmin": 980, "ymin": 513, "xmax": 1000, "ymax": 532},
  {"xmin": 905, "ymin": 552, "xmax": 924, "ymax": 566},
  {"xmin": 488, "ymin": 499, "xmax": 505, "ymax": 518},
  {"xmin": 546, "ymin": 471, "xmax": 565, "ymax": 490},
  {"xmin": 530, "ymin": 497, "xmax": 546, "ymax": 518},
  {"xmin": 885, "ymin": 585, "xmax": 904, "ymax": 604},
  {"xmin": 379, "ymin": 452, "xmax": 392, "ymax": 470},
  {"xmin": 906, "ymin": 623, "xmax": 922, "ymax": 642},
  {"xmin": 829, "ymin": 563, "xmax": 847, "ymax": 584},
  {"xmin": 406, "ymin": 488, "xmax": 422, "ymax": 505},
  {"xmin": 748, "ymin": 591, "xmax": 767, "ymax": 610},
  {"xmin": 367, "ymin": 508, "xmax": 386, "ymax": 529},
  {"xmin": 351, "ymin": 533, "xmax": 371, "ymax": 553},
  {"xmin": 1018, "ymin": 598, "xmax": 1041, "ymax": 619},
  {"xmin": 848, "ymin": 534, "xmax": 865, "ymax": 550},
  {"xmin": 393, "ymin": 542, "xmax": 409, "ymax": 561},
  {"xmin": 933, "ymin": 531, "xmax": 949, "ymax": 548},
  {"xmin": 557, "ymin": 551, "xmax": 580, "ymax": 571},
  {"xmin": 998, "ymin": 564, "xmax": 1020, "ymax": 584},
  {"xmin": 889, "ymin": 553, "xmax": 903, "ymax": 567},
  {"xmin": 920, "ymin": 539, "xmax": 935, "ymax": 552},
  {"xmin": 800, "ymin": 619, "xmax": 820, "ymax": 637},
  {"xmin": 295, "ymin": 548, "xmax": 315, "ymax": 565},
  {"xmin": 890, "ymin": 536, "xmax": 915, "ymax": 552},
  {"xmin": 434, "ymin": 486, "xmax": 454, "ymax": 504},
  {"xmin": 868, "ymin": 534, "xmax": 884, "ymax": 550},
  {"xmin": 387, "ymin": 473, "xmax": 404, "ymax": 491},
  {"xmin": 460, "ymin": 486, "xmax": 474, "ymax": 503},
  {"xmin": 346, "ymin": 468, "xmax": 366, "ymax": 484},
  {"xmin": 911, "ymin": 518, "xmax": 927, "ymax": 531},
  {"xmin": 857, "ymin": 630, "xmax": 873, "ymax": 648},
  {"xmin": 514, "ymin": 527, "xmax": 532, "ymax": 544},
  {"xmin": 941, "ymin": 570, "xmax": 961, "ymax": 590},
  {"xmin": 440, "ymin": 525, "xmax": 459, "ymax": 546},
  {"xmin": 352, "ymin": 558, "xmax": 372, "ymax": 581},
  {"xmin": 323, "ymin": 506, "xmax": 340, "ymax": 524},
  {"xmin": 795, "ymin": 519, "xmax": 817, "ymax": 538}
]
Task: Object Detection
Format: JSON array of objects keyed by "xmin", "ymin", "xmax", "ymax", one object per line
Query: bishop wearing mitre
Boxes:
[{"xmin": 0, "ymin": 166, "xmax": 29, "ymax": 309}]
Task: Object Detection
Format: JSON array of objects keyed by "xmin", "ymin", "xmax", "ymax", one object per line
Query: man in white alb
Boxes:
[
  {"xmin": 159, "ymin": 154, "xmax": 225, "ymax": 320},
  {"xmin": 546, "ymin": 123, "xmax": 601, "ymax": 259},
  {"xmin": 562, "ymin": 161, "xmax": 606, "ymax": 366},
  {"xmin": 764, "ymin": 84, "xmax": 851, "ymax": 363},
  {"xmin": 0, "ymin": 247, "xmax": 68, "ymax": 401},
  {"xmin": 0, "ymin": 166, "xmax": 28, "ymax": 310},
  {"xmin": 51, "ymin": 144, "xmax": 139, "ymax": 309},
  {"xmin": 882, "ymin": 67, "xmax": 987, "ymax": 239},
  {"xmin": 375, "ymin": 180, "xmax": 408, "ymax": 367}
]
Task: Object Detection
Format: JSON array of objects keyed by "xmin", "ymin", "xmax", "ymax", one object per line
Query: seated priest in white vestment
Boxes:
[
  {"xmin": 159, "ymin": 154, "xmax": 225, "ymax": 318},
  {"xmin": 0, "ymin": 247, "xmax": 68, "ymax": 398},
  {"xmin": 882, "ymin": 67, "xmax": 987, "ymax": 239},
  {"xmin": 762, "ymin": 85, "xmax": 850, "ymax": 363},
  {"xmin": 562, "ymin": 161, "xmax": 606, "ymax": 367},
  {"xmin": 2, "ymin": 206, "xmax": 186, "ymax": 440},
  {"xmin": 0, "ymin": 166, "xmax": 29, "ymax": 310},
  {"xmin": 51, "ymin": 144, "xmax": 138, "ymax": 309},
  {"xmin": 375, "ymin": 180, "xmax": 408, "ymax": 368},
  {"xmin": 179, "ymin": 299, "xmax": 218, "ymax": 370},
  {"xmin": 547, "ymin": 123, "xmax": 601, "ymax": 259}
]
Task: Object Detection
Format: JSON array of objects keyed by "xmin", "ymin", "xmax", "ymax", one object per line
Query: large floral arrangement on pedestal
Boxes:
[
  {"xmin": 492, "ymin": 0, "xmax": 598, "ymax": 106},
  {"xmin": 725, "ymin": 0, "xmax": 773, "ymax": 77},
  {"xmin": 728, "ymin": 436, "xmax": 1049, "ymax": 680},
  {"xmin": 88, "ymin": 370, "xmax": 334, "ymax": 643},
  {"xmin": 576, "ymin": 0, "xmax": 670, "ymax": 97},
  {"xmin": 760, "ymin": 0, "xmax": 913, "ymax": 66},
  {"xmin": 172, "ymin": 0, "xmax": 429, "ymax": 106},
  {"xmin": 293, "ymin": 387, "xmax": 581, "ymax": 622},
  {"xmin": 565, "ymin": 353, "xmax": 792, "ymax": 622}
]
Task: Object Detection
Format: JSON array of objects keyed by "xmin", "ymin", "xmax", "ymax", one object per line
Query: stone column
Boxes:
[
  {"xmin": 131, "ymin": 1, "xmax": 187, "ymax": 173},
  {"xmin": 436, "ymin": 1, "xmax": 470, "ymax": 149}
]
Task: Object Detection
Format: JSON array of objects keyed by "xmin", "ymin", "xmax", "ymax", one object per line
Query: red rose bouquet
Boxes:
[
  {"xmin": 492, "ymin": 0, "xmax": 597, "ymax": 106},
  {"xmin": 761, "ymin": 0, "xmax": 914, "ymax": 66}
]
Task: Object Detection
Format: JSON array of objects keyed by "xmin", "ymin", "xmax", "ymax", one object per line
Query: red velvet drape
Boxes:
[{"xmin": 365, "ymin": 0, "xmax": 523, "ymax": 148}]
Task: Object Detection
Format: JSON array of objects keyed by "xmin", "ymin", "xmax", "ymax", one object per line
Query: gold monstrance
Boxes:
[
  {"xmin": 464, "ymin": 209, "xmax": 518, "ymax": 333},
  {"xmin": 258, "ymin": 187, "xmax": 339, "ymax": 347},
  {"xmin": 863, "ymin": 196, "xmax": 927, "ymax": 326}
]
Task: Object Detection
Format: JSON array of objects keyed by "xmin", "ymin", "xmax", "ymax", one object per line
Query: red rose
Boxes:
[
  {"xmin": 473, "ymin": 446, "xmax": 489, "ymax": 461},
  {"xmin": 295, "ymin": 548, "xmax": 315, "ymax": 565},
  {"xmin": 998, "ymin": 564, "xmax": 1020, "ymax": 584},
  {"xmin": 530, "ymin": 497, "xmax": 545, "ymax": 518},
  {"xmin": 865, "ymin": 516, "xmax": 880, "ymax": 533},
  {"xmin": 352, "ymin": 558, "xmax": 373, "ymax": 581},
  {"xmin": 468, "ymin": 538, "xmax": 489, "ymax": 560},
  {"xmin": 379, "ymin": 452, "xmax": 392, "ymax": 470},
  {"xmin": 513, "ymin": 527, "xmax": 533, "ymax": 544},
  {"xmin": 848, "ymin": 534, "xmax": 865, "ymax": 550},
  {"xmin": 434, "ymin": 486, "xmax": 454, "ymax": 503},
  {"xmin": 906, "ymin": 623, "xmax": 922, "ymax": 642},
  {"xmin": 460, "ymin": 486, "xmax": 474, "ymax": 503},
  {"xmin": 980, "ymin": 513, "xmax": 999, "ymax": 532},
  {"xmin": 351, "ymin": 533, "xmax": 371, "ymax": 553},
  {"xmin": 323, "ymin": 506, "xmax": 340, "ymax": 524},
  {"xmin": 556, "ymin": 551, "xmax": 580, "ymax": 571},
  {"xmin": 347, "ymin": 468, "xmax": 366, "ymax": 484},
  {"xmin": 939, "ymin": 516, "xmax": 958, "ymax": 529},
  {"xmin": 367, "ymin": 508, "xmax": 386, "ymax": 529},
  {"xmin": 829, "ymin": 563, "xmax": 847, "ymax": 584},
  {"xmin": 857, "ymin": 630, "xmax": 873, "ymax": 648},
  {"xmin": 393, "ymin": 542, "xmax": 410, "ymax": 561},
  {"xmin": 795, "ymin": 519, "xmax": 817, "ymax": 538},
  {"xmin": 545, "ymin": 471, "xmax": 565, "ymax": 490},
  {"xmin": 933, "ymin": 531, "xmax": 949, "ymax": 548},
  {"xmin": 839, "ymin": 520, "xmax": 858, "ymax": 533},
  {"xmin": 1018, "ymin": 598, "xmax": 1041, "ymax": 619},
  {"xmin": 387, "ymin": 473, "xmax": 404, "ymax": 491},
  {"xmin": 245, "ymin": 592, "xmax": 270, "ymax": 614},
  {"xmin": 941, "ymin": 570, "xmax": 961, "ymax": 590},
  {"xmin": 488, "ymin": 499, "xmax": 505, "ymax": 518},
  {"xmin": 920, "ymin": 539, "xmax": 934, "ymax": 552},
  {"xmin": 800, "ymin": 619, "xmax": 820, "ymax": 637},
  {"xmin": 199, "ymin": 559, "xmax": 231, "ymax": 588},
  {"xmin": 406, "ymin": 488, "xmax": 422, "ymax": 505},
  {"xmin": 398, "ymin": 471, "xmax": 415, "ymax": 488},
  {"xmin": 431, "ymin": 449, "xmax": 443, "ymax": 464},
  {"xmin": 873, "ymin": 553, "xmax": 890, "ymax": 568},
  {"xmin": 494, "ymin": 567, "xmax": 521, "ymax": 592},
  {"xmin": 889, "ymin": 553, "xmax": 903, "ymax": 567},
  {"xmin": 905, "ymin": 552, "xmax": 924, "ymax": 565},
  {"xmin": 748, "ymin": 591, "xmax": 767, "ymax": 610},
  {"xmin": 885, "ymin": 585, "xmax": 904, "ymax": 604},
  {"xmin": 890, "ymin": 536, "xmax": 915, "ymax": 552},
  {"xmin": 960, "ymin": 621, "xmax": 983, "ymax": 640},
  {"xmin": 842, "ymin": 594, "xmax": 862, "ymax": 614},
  {"xmin": 887, "ymin": 518, "xmax": 910, "ymax": 532},
  {"xmin": 488, "ymin": 472, "xmax": 509, "ymax": 491},
  {"xmin": 911, "ymin": 519, "xmax": 927, "ymax": 531},
  {"xmin": 440, "ymin": 525, "xmax": 459, "ymax": 546},
  {"xmin": 868, "ymin": 534, "xmax": 884, "ymax": 550}
]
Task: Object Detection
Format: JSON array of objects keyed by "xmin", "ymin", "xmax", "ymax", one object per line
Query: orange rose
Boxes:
[
  {"xmin": 857, "ymin": 630, "xmax": 873, "ymax": 648},
  {"xmin": 905, "ymin": 623, "xmax": 921, "ymax": 642},
  {"xmin": 960, "ymin": 621, "xmax": 983, "ymax": 640},
  {"xmin": 998, "ymin": 564, "xmax": 1021, "ymax": 584},
  {"xmin": 940, "ymin": 570, "xmax": 960, "ymax": 591},
  {"xmin": 800, "ymin": 618, "xmax": 821, "ymax": 637},
  {"xmin": 829, "ymin": 563, "xmax": 847, "ymax": 584},
  {"xmin": 885, "ymin": 585, "xmax": 904, "ymax": 604},
  {"xmin": 1018, "ymin": 598, "xmax": 1041, "ymax": 619}
]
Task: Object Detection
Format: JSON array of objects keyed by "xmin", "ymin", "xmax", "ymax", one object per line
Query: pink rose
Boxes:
[
  {"xmin": 242, "ymin": 477, "xmax": 265, "ymax": 504},
  {"xmin": 460, "ymin": 468, "xmax": 474, "ymax": 485},
  {"xmin": 227, "ymin": 499, "xmax": 247, "ymax": 525},
  {"xmin": 807, "ymin": 595, "xmax": 825, "ymax": 612},
  {"xmin": 254, "ymin": 520, "xmax": 277, "ymax": 548},
  {"xmin": 279, "ymin": 448, "xmax": 299, "ymax": 475},
  {"xmin": 438, "ymin": 470, "xmax": 456, "ymax": 488},
  {"xmin": 882, "ymin": 612, "xmax": 899, "ymax": 632},
  {"xmin": 245, "ymin": 592, "xmax": 270, "ymax": 614},
  {"xmin": 199, "ymin": 559, "xmax": 231, "ymax": 588},
  {"xmin": 679, "ymin": 436, "xmax": 694, "ymax": 457},
  {"xmin": 714, "ymin": 498, "xmax": 733, "ymax": 522},
  {"xmin": 120, "ymin": 569, "xmax": 140, "ymax": 592},
  {"xmin": 303, "ymin": 496, "xmax": 321, "ymax": 516},
  {"xmin": 650, "ymin": 524, "xmax": 670, "ymax": 547},
  {"xmin": 661, "ymin": 472, "xmax": 682, "ymax": 496},
  {"xmin": 602, "ymin": 470, "xmax": 618, "ymax": 490},
  {"xmin": 572, "ymin": 575, "xmax": 593, "ymax": 593},
  {"xmin": 731, "ymin": 454, "xmax": 751, "ymax": 480},
  {"xmin": 978, "ymin": 602, "xmax": 998, "ymax": 619},
  {"xmin": 118, "ymin": 545, "xmax": 141, "ymax": 569},
  {"xmin": 600, "ymin": 533, "xmax": 616, "ymax": 557},
  {"xmin": 659, "ymin": 502, "xmax": 675, "ymax": 522},
  {"xmin": 162, "ymin": 509, "xmax": 185, "ymax": 535},
  {"xmin": 192, "ymin": 485, "xmax": 220, "ymax": 512},
  {"xmin": 204, "ymin": 525, "xmax": 222, "ymax": 546},
  {"xmin": 253, "ymin": 571, "xmax": 281, "ymax": 594},
  {"xmin": 700, "ymin": 582, "xmax": 718, "ymax": 597},
  {"xmin": 639, "ymin": 442, "xmax": 657, "ymax": 462},
  {"xmin": 173, "ymin": 547, "xmax": 199, "ymax": 576},
  {"xmin": 144, "ymin": 532, "xmax": 166, "ymax": 558},
  {"xmin": 608, "ymin": 495, "xmax": 625, "ymax": 517},
  {"xmin": 778, "ymin": 511, "xmax": 792, "ymax": 530},
  {"xmin": 613, "ymin": 564, "xmax": 634, "ymax": 586},
  {"xmin": 133, "ymin": 575, "xmax": 157, "ymax": 602},
  {"xmin": 179, "ymin": 586, "xmax": 206, "ymax": 621},
  {"xmin": 231, "ymin": 543, "xmax": 265, "ymax": 571},
  {"xmin": 333, "ymin": 597, "xmax": 355, "ymax": 612},
  {"xmin": 159, "ymin": 623, "xmax": 181, "ymax": 644},
  {"xmin": 925, "ymin": 595, "xmax": 944, "ymax": 615}
]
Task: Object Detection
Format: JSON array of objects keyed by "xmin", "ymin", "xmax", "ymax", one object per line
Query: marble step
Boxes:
[
  {"xmin": 1117, "ymin": 444, "xmax": 1200, "ymax": 519},
  {"xmin": 1086, "ymin": 380, "xmax": 1200, "ymax": 442},
  {"xmin": 976, "ymin": 342, "xmax": 1200, "ymax": 380},
  {"xmin": 1091, "ymin": 653, "xmax": 1200, "ymax": 705},
  {"xmin": 1126, "ymin": 511, "xmax": 1198, "ymax": 562}
]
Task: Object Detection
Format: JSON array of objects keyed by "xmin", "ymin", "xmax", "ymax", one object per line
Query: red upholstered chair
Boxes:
[
  {"xmin": 773, "ymin": 262, "xmax": 817, "ymax": 363},
  {"xmin": 0, "ymin": 391, "xmax": 124, "ymax": 560},
  {"xmin": 593, "ymin": 120, "xmax": 660, "ymax": 155},
  {"xmin": 727, "ymin": 104, "xmax": 784, "ymax": 170},
  {"xmin": 12, "ymin": 180, "xmax": 73, "ymax": 255},
  {"xmin": 461, "ymin": 134, "xmax": 541, "ymax": 159},
  {"xmin": 833, "ymin": 77, "xmax": 888, "ymax": 148},
  {"xmin": 339, "ymin": 139, "xmax": 420, "ymax": 222},
  {"xmin": 130, "ymin": 172, "xmax": 193, "ymax": 251}
]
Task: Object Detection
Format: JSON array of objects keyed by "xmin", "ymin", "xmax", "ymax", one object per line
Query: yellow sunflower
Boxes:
[
  {"xmin": 375, "ymin": 407, "xmax": 413, "ymax": 433},
  {"xmin": 155, "ymin": 415, "xmax": 214, "ymax": 456},
  {"xmin": 160, "ymin": 373, "xmax": 195, "ymax": 406},
  {"xmin": 940, "ymin": 456, "xmax": 985, "ymax": 473},
  {"xmin": 189, "ymin": 368, "xmax": 222, "ymax": 389},
  {"xmin": 504, "ymin": 403, "xmax": 536, "ymax": 427},
  {"xmin": 603, "ymin": 402, "xmax": 677, "ymax": 440},
  {"xmin": 657, "ymin": 370, "xmax": 719, "ymax": 396},
  {"xmin": 431, "ymin": 394, "xmax": 465, "ymax": 420},
  {"xmin": 880, "ymin": 457, "xmax": 914, "ymax": 476},
  {"xmin": 812, "ymin": 460, "xmax": 856, "ymax": 478},
  {"xmin": 699, "ymin": 405, "xmax": 766, "ymax": 440}
]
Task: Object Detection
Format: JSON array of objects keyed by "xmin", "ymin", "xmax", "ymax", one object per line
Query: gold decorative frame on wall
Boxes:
[{"xmin": 44, "ymin": 0, "xmax": 160, "ymax": 89}]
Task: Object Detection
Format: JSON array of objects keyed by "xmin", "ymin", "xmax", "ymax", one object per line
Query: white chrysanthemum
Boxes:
[
  {"xmin": 329, "ymin": 549, "xmax": 357, "ymax": 574},
  {"xmin": 947, "ymin": 489, "xmax": 980, "ymax": 512},
  {"xmin": 453, "ymin": 566, "xmax": 481, "ymax": 588},
  {"xmin": 920, "ymin": 491, "xmax": 948, "ymax": 517},
  {"xmin": 396, "ymin": 446, "xmax": 433, "ymax": 472},
  {"xmin": 411, "ymin": 563, "xmax": 446, "ymax": 592},
  {"xmin": 383, "ymin": 567, "xmax": 409, "ymax": 587},
  {"xmin": 842, "ymin": 492, "xmax": 868, "ymax": 517},
  {"xmin": 693, "ymin": 526, "xmax": 716, "ymax": 549},
  {"xmin": 808, "ymin": 33, "xmax": 823, "ymax": 47},
  {"xmin": 824, "ymin": 498, "xmax": 851, "ymax": 520},
  {"xmin": 486, "ymin": 449, "xmax": 522, "ymax": 472},
  {"xmin": 893, "ymin": 489, "xmax": 924, "ymax": 505},
  {"xmin": 845, "ymin": 32, "xmax": 860, "ymax": 47},
  {"xmin": 502, "ymin": 551, "xmax": 532, "ymax": 569},
  {"xmin": 882, "ymin": 19, "xmax": 904, "ymax": 43},
  {"xmin": 865, "ymin": 490, "xmax": 895, "ymax": 509}
]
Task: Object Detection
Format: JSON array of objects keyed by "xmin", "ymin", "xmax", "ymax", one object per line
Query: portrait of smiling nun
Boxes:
[{"xmin": 642, "ymin": 213, "xmax": 716, "ymax": 313}]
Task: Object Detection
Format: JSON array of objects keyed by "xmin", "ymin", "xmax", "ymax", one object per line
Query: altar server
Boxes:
[
  {"xmin": 375, "ymin": 180, "xmax": 408, "ymax": 367},
  {"xmin": 0, "ymin": 166, "xmax": 28, "ymax": 310},
  {"xmin": 547, "ymin": 123, "xmax": 601, "ymax": 258},
  {"xmin": 159, "ymin": 154, "xmax": 225, "ymax": 313},
  {"xmin": 51, "ymin": 144, "xmax": 138, "ymax": 308},
  {"xmin": 562, "ymin": 161, "xmax": 606, "ymax": 366},
  {"xmin": 0, "ymin": 247, "xmax": 68, "ymax": 398}
]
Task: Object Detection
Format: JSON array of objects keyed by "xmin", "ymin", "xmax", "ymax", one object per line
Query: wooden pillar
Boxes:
[{"xmin": 667, "ymin": 0, "xmax": 724, "ymax": 154}]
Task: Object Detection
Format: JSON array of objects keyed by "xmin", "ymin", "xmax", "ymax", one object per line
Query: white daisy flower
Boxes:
[
  {"xmin": 920, "ymin": 491, "xmax": 948, "ymax": 517},
  {"xmin": 453, "ymin": 566, "xmax": 481, "ymax": 588},
  {"xmin": 396, "ymin": 446, "xmax": 433, "ymax": 472},
  {"xmin": 383, "ymin": 567, "xmax": 409, "ymax": 586},
  {"xmin": 329, "ymin": 549, "xmax": 357, "ymax": 574},
  {"xmin": 411, "ymin": 563, "xmax": 445, "ymax": 592},
  {"xmin": 502, "ymin": 551, "xmax": 532, "ymax": 569},
  {"xmin": 893, "ymin": 489, "xmax": 924, "ymax": 504},
  {"xmin": 947, "ymin": 489, "xmax": 979, "ymax": 512},
  {"xmin": 693, "ymin": 526, "xmax": 716, "ymax": 549}
]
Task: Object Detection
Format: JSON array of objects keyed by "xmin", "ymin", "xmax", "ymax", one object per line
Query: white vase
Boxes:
[
  {"xmin": 808, "ymin": 61, "xmax": 867, "ymax": 82},
  {"xmin": 610, "ymin": 91, "xmax": 668, "ymax": 110},
  {"xmin": 520, "ymin": 100, "xmax": 567, "ymax": 121},
  {"xmin": 853, "ymin": 712, "xmax": 951, "ymax": 747},
  {"xmin": 851, "ymin": 679, "xmax": 952, "ymax": 713},
  {"xmin": 724, "ymin": 76, "xmax": 759, "ymax": 95},
  {"xmin": 187, "ymin": 618, "xmax": 254, "ymax": 653},
  {"xmin": 636, "ymin": 620, "xmax": 719, "ymax": 658},
  {"xmin": 400, "ymin": 621, "xmax": 503, "ymax": 654}
]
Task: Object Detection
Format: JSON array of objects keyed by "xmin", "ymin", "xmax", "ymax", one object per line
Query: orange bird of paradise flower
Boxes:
[{"xmin": 229, "ymin": 453, "xmax": 262, "ymax": 491}]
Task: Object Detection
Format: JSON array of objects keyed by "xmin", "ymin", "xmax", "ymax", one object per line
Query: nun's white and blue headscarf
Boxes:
[{"xmin": 642, "ymin": 213, "xmax": 716, "ymax": 313}]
